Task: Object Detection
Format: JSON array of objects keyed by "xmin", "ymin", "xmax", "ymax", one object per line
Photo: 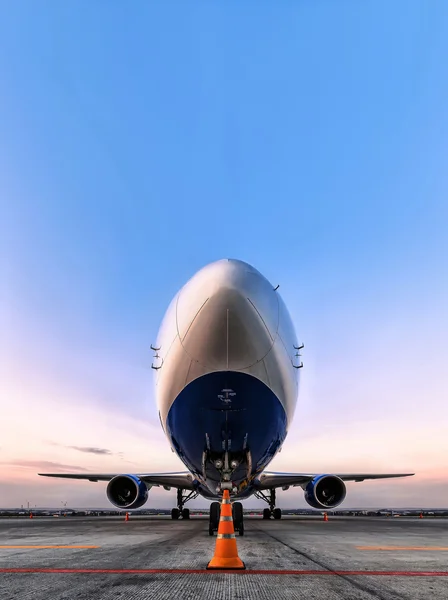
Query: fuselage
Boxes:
[{"xmin": 154, "ymin": 259, "xmax": 300, "ymax": 499}]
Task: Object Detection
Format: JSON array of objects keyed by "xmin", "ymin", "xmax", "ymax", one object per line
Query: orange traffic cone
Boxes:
[
  {"xmin": 125, "ymin": 512, "xmax": 129, "ymax": 522},
  {"xmin": 207, "ymin": 490, "xmax": 245, "ymax": 570},
  {"xmin": 29, "ymin": 512, "xmax": 33, "ymax": 519},
  {"xmin": 323, "ymin": 512, "xmax": 328, "ymax": 521},
  {"xmin": 419, "ymin": 512, "xmax": 423, "ymax": 519}
]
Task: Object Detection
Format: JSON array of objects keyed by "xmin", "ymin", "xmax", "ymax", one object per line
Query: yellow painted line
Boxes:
[
  {"xmin": 357, "ymin": 546, "xmax": 448, "ymax": 551},
  {"xmin": 0, "ymin": 545, "xmax": 99, "ymax": 549}
]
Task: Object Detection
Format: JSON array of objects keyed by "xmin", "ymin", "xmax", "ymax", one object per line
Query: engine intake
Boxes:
[
  {"xmin": 304, "ymin": 475, "xmax": 346, "ymax": 509},
  {"xmin": 106, "ymin": 475, "xmax": 149, "ymax": 510}
]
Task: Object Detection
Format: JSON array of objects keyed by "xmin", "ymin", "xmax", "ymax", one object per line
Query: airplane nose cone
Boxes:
[{"xmin": 176, "ymin": 259, "xmax": 279, "ymax": 370}]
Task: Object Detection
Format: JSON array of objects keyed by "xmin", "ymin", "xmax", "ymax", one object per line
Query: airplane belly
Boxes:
[{"xmin": 166, "ymin": 370, "xmax": 287, "ymax": 492}]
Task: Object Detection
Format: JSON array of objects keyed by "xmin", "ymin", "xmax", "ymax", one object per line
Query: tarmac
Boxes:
[{"xmin": 0, "ymin": 515, "xmax": 447, "ymax": 599}]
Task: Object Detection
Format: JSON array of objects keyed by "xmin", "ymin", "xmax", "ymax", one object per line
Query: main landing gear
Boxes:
[
  {"xmin": 171, "ymin": 488, "xmax": 198, "ymax": 520},
  {"xmin": 208, "ymin": 500, "xmax": 244, "ymax": 536},
  {"xmin": 255, "ymin": 488, "xmax": 282, "ymax": 519}
]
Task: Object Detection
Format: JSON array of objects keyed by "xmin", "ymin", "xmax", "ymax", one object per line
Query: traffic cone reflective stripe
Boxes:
[{"xmin": 207, "ymin": 490, "xmax": 245, "ymax": 570}]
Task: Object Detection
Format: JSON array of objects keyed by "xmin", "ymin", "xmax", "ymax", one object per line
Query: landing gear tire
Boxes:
[
  {"xmin": 182, "ymin": 508, "xmax": 190, "ymax": 520},
  {"xmin": 233, "ymin": 501, "xmax": 244, "ymax": 536},
  {"xmin": 171, "ymin": 508, "xmax": 180, "ymax": 520},
  {"xmin": 262, "ymin": 508, "xmax": 271, "ymax": 520},
  {"xmin": 273, "ymin": 508, "xmax": 282, "ymax": 520},
  {"xmin": 209, "ymin": 501, "xmax": 220, "ymax": 536}
]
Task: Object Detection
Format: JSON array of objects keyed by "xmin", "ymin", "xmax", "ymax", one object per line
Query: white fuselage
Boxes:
[{"xmin": 153, "ymin": 259, "xmax": 300, "ymax": 497}]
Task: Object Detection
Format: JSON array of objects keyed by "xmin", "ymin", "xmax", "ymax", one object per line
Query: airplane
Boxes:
[{"xmin": 40, "ymin": 259, "xmax": 414, "ymax": 535}]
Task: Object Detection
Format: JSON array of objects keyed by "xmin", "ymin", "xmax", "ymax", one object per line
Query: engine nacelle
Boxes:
[
  {"xmin": 106, "ymin": 475, "xmax": 149, "ymax": 510},
  {"xmin": 304, "ymin": 475, "xmax": 346, "ymax": 509}
]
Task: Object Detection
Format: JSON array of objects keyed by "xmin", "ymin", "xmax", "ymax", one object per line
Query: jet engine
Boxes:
[
  {"xmin": 106, "ymin": 475, "xmax": 149, "ymax": 509},
  {"xmin": 304, "ymin": 475, "xmax": 346, "ymax": 509}
]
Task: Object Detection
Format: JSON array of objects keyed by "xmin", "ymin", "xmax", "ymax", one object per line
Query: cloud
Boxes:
[
  {"xmin": 67, "ymin": 446, "xmax": 113, "ymax": 456},
  {"xmin": 2, "ymin": 460, "xmax": 89, "ymax": 472},
  {"xmin": 48, "ymin": 442, "xmax": 122, "ymax": 456}
]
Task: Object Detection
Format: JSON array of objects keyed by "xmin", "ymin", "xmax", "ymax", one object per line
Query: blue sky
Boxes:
[{"xmin": 1, "ymin": 1, "xmax": 448, "ymax": 508}]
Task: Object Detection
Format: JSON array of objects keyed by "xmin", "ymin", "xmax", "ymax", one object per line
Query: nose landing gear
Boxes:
[
  {"xmin": 208, "ymin": 501, "xmax": 220, "ymax": 535},
  {"xmin": 233, "ymin": 501, "xmax": 244, "ymax": 535},
  {"xmin": 208, "ymin": 499, "xmax": 244, "ymax": 535}
]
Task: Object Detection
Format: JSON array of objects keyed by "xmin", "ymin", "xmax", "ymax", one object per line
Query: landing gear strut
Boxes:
[
  {"xmin": 254, "ymin": 488, "xmax": 282, "ymax": 520},
  {"xmin": 171, "ymin": 488, "xmax": 198, "ymax": 519}
]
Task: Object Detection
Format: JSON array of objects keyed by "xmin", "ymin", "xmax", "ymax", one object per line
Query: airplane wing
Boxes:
[
  {"xmin": 255, "ymin": 472, "xmax": 415, "ymax": 489},
  {"xmin": 38, "ymin": 471, "xmax": 196, "ymax": 490}
]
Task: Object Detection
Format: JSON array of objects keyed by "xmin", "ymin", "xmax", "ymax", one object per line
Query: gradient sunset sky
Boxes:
[{"xmin": 1, "ymin": 2, "xmax": 448, "ymax": 509}]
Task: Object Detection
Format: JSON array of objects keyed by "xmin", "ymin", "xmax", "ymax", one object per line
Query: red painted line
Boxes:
[{"xmin": 0, "ymin": 568, "xmax": 447, "ymax": 576}]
